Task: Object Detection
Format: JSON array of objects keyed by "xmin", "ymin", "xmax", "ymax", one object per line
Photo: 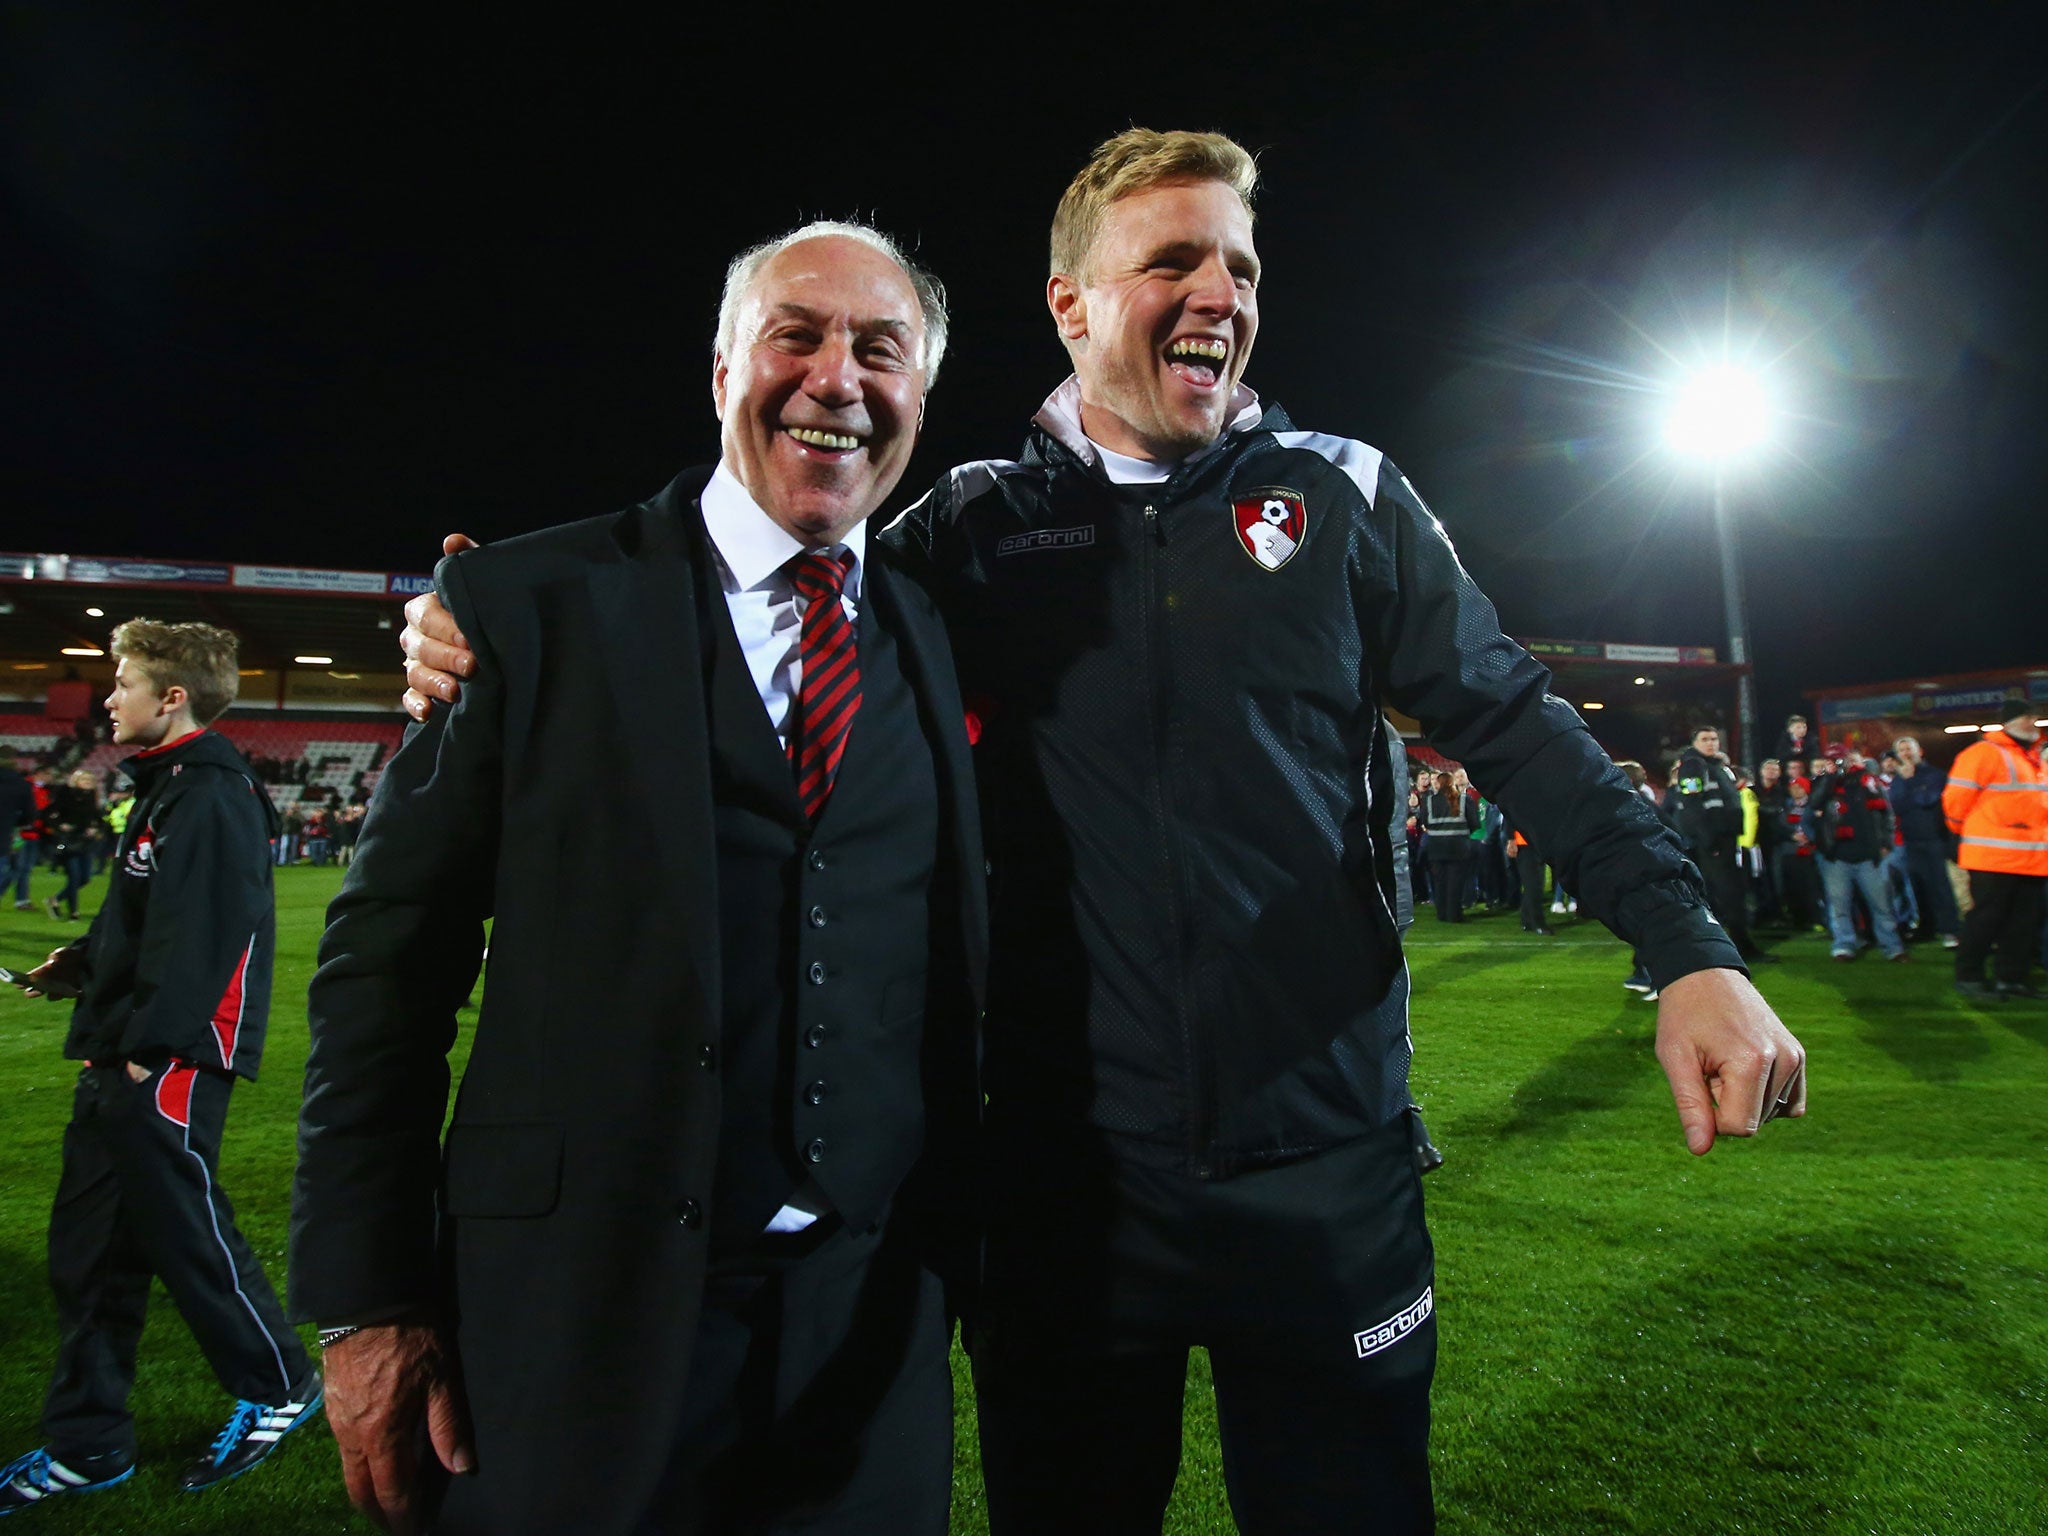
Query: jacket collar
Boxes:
[
  {"xmin": 121, "ymin": 727, "xmax": 223, "ymax": 789},
  {"xmin": 1028, "ymin": 374, "xmax": 1272, "ymax": 476},
  {"xmin": 1989, "ymin": 727, "xmax": 2043, "ymax": 767},
  {"xmin": 119, "ymin": 727, "xmax": 278, "ymax": 832},
  {"xmin": 699, "ymin": 460, "xmax": 867, "ymax": 599}
]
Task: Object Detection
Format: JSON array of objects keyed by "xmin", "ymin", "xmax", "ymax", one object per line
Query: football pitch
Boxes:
[{"xmin": 2, "ymin": 865, "xmax": 2042, "ymax": 1534}]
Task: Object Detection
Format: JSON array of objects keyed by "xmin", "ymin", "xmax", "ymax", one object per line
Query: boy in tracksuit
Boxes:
[{"xmin": 2, "ymin": 621, "xmax": 320, "ymax": 1517}]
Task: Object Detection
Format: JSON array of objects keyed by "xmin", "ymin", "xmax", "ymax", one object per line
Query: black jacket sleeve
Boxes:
[
  {"xmin": 291, "ymin": 551, "xmax": 503, "ymax": 1324},
  {"xmin": 1361, "ymin": 462, "xmax": 1744, "ymax": 987}
]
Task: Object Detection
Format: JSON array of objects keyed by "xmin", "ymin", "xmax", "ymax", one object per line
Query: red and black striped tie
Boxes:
[{"xmin": 788, "ymin": 550, "xmax": 861, "ymax": 819}]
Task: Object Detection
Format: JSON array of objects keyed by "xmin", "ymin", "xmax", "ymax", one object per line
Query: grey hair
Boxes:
[{"xmin": 714, "ymin": 219, "xmax": 949, "ymax": 384}]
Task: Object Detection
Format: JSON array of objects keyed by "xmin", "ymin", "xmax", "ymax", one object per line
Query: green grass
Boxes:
[{"xmin": 3, "ymin": 867, "xmax": 2043, "ymax": 1533}]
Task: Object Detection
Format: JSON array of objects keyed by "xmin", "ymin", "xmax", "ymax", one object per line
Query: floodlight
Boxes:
[{"xmin": 1665, "ymin": 365, "xmax": 1772, "ymax": 461}]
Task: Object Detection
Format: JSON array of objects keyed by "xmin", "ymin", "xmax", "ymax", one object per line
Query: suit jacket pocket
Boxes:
[{"xmin": 442, "ymin": 1122, "xmax": 563, "ymax": 1218}]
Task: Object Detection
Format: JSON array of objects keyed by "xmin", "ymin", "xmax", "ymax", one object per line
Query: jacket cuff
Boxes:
[
  {"xmin": 315, "ymin": 1301, "xmax": 433, "ymax": 1331},
  {"xmin": 1635, "ymin": 898, "xmax": 1749, "ymax": 991}
]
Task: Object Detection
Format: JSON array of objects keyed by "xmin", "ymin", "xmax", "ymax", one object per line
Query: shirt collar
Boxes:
[
  {"xmin": 701, "ymin": 460, "xmax": 866, "ymax": 595},
  {"xmin": 1093, "ymin": 440, "xmax": 1175, "ymax": 486},
  {"xmin": 1031, "ymin": 374, "xmax": 1264, "ymax": 478}
]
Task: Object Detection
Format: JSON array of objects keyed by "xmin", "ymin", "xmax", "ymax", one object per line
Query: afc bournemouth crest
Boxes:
[{"xmin": 1232, "ymin": 487, "xmax": 1306, "ymax": 571}]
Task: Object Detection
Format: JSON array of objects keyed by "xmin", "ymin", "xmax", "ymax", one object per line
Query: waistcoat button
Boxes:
[
  {"xmin": 697, "ymin": 1044, "xmax": 717, "ymax": 1071},
  {"xmin": 805, "ymin": 1138, "xmax": 827, "ymax": 1163},
  {"xmin": 676, "ymin": 1198, "xmax": 702, "ymax": 1229},
  {"xmin": 807, "ymin": 961, "xmax": 826, "ymax": 985},
  {"xmin": 808, "ymin": 849, "xmax": 827, "ymax": 871},
  {"xmin": 804, "ymin": 1080, "xmax": 827, "ymax": 1106},
  {"xmin": 808, "ymin": 904, "xmax": 827, "ymax": 928},
  {"xmin": 805, "ymin": 1024, "xmax": 827, "ymax": 1049}
]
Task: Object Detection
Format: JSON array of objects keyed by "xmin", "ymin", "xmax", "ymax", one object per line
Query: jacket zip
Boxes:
[{"xmin": 1138, "ymin": 498, "xmax": 1215, "ymax": 1177}]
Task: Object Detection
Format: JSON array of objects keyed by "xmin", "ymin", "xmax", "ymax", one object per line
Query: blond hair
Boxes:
[
  {"xmin": 109, "ymin": 619, "xmax": 240, "ymax": 725},
  {"xmin": 1050, "ymin": 128, "xmax": 1259, "ymax": 278}
]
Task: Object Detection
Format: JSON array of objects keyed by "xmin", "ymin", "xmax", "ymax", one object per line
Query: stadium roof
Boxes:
[
  {"xmin": 0, "ymin": 551, "xmax": 432, "ymax": 673},
  {"xmin": 5, "ymin": 550, "xmax": 1751, "ymax": 740}
]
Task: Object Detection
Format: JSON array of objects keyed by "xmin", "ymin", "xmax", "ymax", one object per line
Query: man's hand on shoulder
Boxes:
[
  {"xmin": 325, "ymin": 1320, "xmax": 474, "ymax": 1533},
  {"xmin": 1653, "ymin": 967, "xmax": 1806, "ymax": 1155},
  {"xmin": 400, "ymin": 534, "xmax": 480, "ymax": 722}
]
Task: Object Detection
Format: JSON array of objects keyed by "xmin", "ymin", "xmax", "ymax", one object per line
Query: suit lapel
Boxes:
[{"xmin": 588, "ymin": 474, "xmax": 723, "ymax": 1019}]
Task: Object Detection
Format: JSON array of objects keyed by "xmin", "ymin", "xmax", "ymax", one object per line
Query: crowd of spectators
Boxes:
[
  {"xmin": 1401, "ymin": 708, "xmax": 2048, "ymax": 1002},
  {"xmin": 274, "ymin": 797, "xmax": 366, "ymax": 867},
  {"xmin": 247, "ymin": 752, "xmax": 321, "ymax": 786},
  {"xmin": 1404, "ymin": 765, "xmax": 1575, "ymax": 933},
  {"xmin": 1, "ymin": 746, "xmax": 370, "ymax": 921}
]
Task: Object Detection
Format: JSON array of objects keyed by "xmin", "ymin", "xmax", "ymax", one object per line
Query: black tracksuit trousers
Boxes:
[
  {"xmin": 972, "ymin": 1114, "xmax": 1436, "ymax": 1535},
  {"xmin": 1955, "ymin": 870, "xmax": 2047, "ymax": 985},
  {"xmin": 41, "ymin": 1062, "xmax": 309, "ymax": 1463}
]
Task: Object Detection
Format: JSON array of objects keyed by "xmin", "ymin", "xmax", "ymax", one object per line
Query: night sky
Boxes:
[{"xmin": 4, "ymin": 3, "xmax": 2043, "ymax": 734}]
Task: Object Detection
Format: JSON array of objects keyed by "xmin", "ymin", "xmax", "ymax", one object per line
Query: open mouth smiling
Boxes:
[
  {"xmin": 786, "ymin": 426, "xmax": 866, "ymax": 454},
  {"xmin": 1165, "ymin": 337, "xmax": 1229, "ymax": 389}
]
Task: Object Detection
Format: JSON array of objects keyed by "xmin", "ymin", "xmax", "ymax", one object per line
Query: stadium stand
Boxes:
[
  {"xmin": 0, "ymin": 713, "xmax": 60, "ymax": 759},
  {"xmin": 1, "ymin": 711, "xmax": 404, "ymax": 806}
]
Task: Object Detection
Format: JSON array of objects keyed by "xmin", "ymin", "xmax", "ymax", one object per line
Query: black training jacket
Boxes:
[
  {"xmin": 62, "ymin": 728, "xmax": 280, "ymax": 1079},
  {"xmin": 883, "ymin": 382, "xmax": 1742, "ymax": 1176}
]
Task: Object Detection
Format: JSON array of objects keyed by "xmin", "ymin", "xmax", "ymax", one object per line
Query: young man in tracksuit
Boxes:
[
  {"xmin": 401, "ymin": 129, "xmax": 1812, "ymax": 1534},
  {"xmin": 2, "ymin": 621, "xmax": 320, "ymax": 1517}
]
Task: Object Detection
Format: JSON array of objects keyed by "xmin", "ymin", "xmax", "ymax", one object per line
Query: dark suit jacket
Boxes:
[{"xmin": 290, "ymin": 466, "xmax": 987, "ymax": 1535}]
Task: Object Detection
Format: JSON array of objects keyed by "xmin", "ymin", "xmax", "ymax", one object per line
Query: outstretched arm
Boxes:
[{"xmin": 1360, "ymin": 463, "xmax": 1805, "ymax": 1155}]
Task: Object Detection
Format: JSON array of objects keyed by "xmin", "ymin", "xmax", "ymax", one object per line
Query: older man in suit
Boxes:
[{"xmin": 290, "ymin": 223, "xmax": 985, "ymax": 1536}]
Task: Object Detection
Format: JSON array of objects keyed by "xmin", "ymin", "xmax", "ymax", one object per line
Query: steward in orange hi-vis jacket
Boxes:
[
  {"xmin": 1942, "ymin": 714, "xmax": 2047, "ymax": 998},
  {"xmin": 1945, "ymin": 722, "xmax": 2048, "ymax": 876}
]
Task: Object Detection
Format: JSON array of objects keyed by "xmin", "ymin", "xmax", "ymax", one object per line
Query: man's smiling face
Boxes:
[
  {"xmin": 714, "ymin": 234, "xmax": 928, "ymax": 546},
  {"xmin": 1051, "ymin": 179, "xmax": 1259, "ymax": 462}
]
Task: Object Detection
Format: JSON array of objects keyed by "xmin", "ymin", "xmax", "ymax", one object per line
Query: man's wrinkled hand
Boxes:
[
  {"xmin": 1654, "ymin": 967, "xmax": 1806, "ymax": 1155},
  {"xmin": 24, "ymin": 946, "xmax": 86, "ymax": 1000},
  {"xmin": 325, "ymin": 1322, "xmax": 474, "ymax": 1534},
  {"xmin": 399, "ymin": 534, "xmax": 479, "ymax": 721}
]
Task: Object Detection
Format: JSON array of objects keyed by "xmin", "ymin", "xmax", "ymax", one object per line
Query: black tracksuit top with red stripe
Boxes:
[{"xmin": 63, "ymin": 728, "xmax": 281, "ymax": 1080}]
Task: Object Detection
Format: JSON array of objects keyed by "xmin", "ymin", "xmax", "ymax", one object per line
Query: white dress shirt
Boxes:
[
  {"xmin": 698, "ymin": 460, "xmax": 865, "ymax": 753},
  {"xmin": 1092, "ymin": 440, "xmax": 1177, "ymax": 486},
  {"xmin": 698, "ymin": 460, "xmax": 866, "ymax": 1233}
]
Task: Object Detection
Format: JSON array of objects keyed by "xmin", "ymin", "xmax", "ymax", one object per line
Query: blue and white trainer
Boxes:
[
  {"xmin": 179, "ymin": 1373, "xmax": 324, "ymax": 1493},
  {"xmin": 0, "ymin": 1448, "xmax": 135, "ymax": 1516}
]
